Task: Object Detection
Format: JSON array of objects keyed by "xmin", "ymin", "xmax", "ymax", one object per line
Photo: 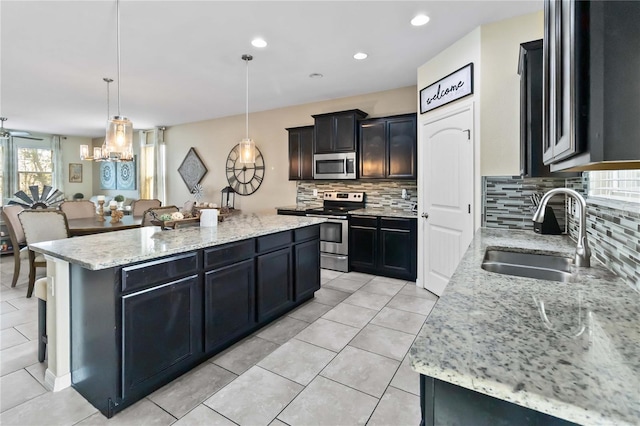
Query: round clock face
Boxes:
[{"xmin": 225, "ymin": 144, "xmax": 265, "ymax": 196}]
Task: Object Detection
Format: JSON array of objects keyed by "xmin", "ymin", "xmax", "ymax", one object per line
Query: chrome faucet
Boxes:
[{"xmin": 532, "ymin": 188, "xmax": 591, "ymax": 267}]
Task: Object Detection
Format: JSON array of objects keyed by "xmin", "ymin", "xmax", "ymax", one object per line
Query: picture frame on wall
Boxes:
[
  {"xmin": 116, "ymin": 158, "xmax": 136, "ymax": 190},
  {"xmin": 100, "ymin": 161, "xmax": 116, "ymax": 190},
  {"xmin": 420, "ymin": 63, "xmax": 474, "ymax": 114},
  {"xmin": 69, "ymin": 163, "xmax": 83, "ymax": 183}
]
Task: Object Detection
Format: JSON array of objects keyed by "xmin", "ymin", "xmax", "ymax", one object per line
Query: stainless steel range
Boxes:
[{"xmin": 306, "ymin": 192, "xmax": 365, "ymax": 272}]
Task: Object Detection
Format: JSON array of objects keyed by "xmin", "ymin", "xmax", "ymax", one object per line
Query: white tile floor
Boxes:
[{"xmin": 0, "ymin": 254, "xmax": 438, "ymax": 425}]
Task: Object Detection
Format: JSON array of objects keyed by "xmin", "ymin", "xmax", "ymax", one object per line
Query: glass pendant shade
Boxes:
[
  {"xmin": 93, "ymin": 146, "xmax": 103, "ymax": 159},
  {"xmin": 80, "ymin": 144, "xmax": 90, "ymax": 160},
  {"xmin": 239, "ymin": 137, "xmax": 256, "ymax": 164},
  {"xmin": 106, "ymin": 115, "xmax": 133, "ymax": 160}
]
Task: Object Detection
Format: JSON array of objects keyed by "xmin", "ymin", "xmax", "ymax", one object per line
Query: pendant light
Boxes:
[
  {"xmin": 81, "ymin": 78, "xmax": 113, "ymax": 161},
  {"xmin": 105, "ymin": 0, "xmax": 133, "ymax": 161},
  {"xmin": 239, "ymin": 54, "xmax": 256, "ymax": 164}
]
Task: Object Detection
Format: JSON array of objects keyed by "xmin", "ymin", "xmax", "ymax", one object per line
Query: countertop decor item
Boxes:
[
  {"xmin": 178, "ymin": 147, "xmax": 208, "ymax": 190},
  {"xmin": 225, "ymin": 144, "xmax": 265, "ymax": 196}
]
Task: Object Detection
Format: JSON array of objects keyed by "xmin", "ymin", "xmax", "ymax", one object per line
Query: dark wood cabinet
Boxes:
[
  {"xmin": 257, "ymin": 247, "xmax": 294, "ymax": 322},
  {"xmin": 519, "ymin": 40, "xmax": 549, "ymax": 178},
  {"xmin": 204, "ymin": 259, "xmax": 256, "ymax": 353},
  {"xmin": 420, "ymin": 375, "xmax": 575, "ymax": 426},
  {"xmin": 350, "ymin": 215, "xmax": 416, "ymax": 280},
  {"xmin": 287, "ymin": 125, "xmax": 314, "ymax": 180},
  {"xmin": 313, "ymin": 109, "xmax": 368, "ymax": 154},
  {"xmin": 349, "ymin": 216, "xmax": 378, "ymax": 270},
  {"xmin": 544, "ymin": 0, "xmax": 640, "ymax": 171},
  {"xmin": 122, "ymin": 275, "xmax": 201, "ymax": 399},
  {"xmin": 359, "ymin": 114, "xmax": 416, "ymax": 179},
  {"xmin": 294, "ymin": 239, "xmax": 320, "ymax": 301},
  {"xmin": 69, "ymin": 225, "xmax": 321, "ymax": 418}
]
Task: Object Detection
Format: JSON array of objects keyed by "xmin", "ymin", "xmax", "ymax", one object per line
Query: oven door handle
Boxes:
[{"xmin": 306, "ymin": 214, "xmax": 348, "ymax": 220}]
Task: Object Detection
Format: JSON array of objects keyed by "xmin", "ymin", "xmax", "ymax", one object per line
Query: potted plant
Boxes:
[
  {"xmin": 114, "ymin": 194, "xmax": 125, "ymax": 209},
  {"xmin": 73, "ymin": 193, "xmax": 84, "ymax": 200}
]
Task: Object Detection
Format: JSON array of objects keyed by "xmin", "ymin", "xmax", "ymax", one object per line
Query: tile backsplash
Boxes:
[
  {"xmin": 482, "ymin": 176, "xmax": 568, "ymax": 230},
  {"xmin": 483, "ymin": 174, "xmax": 640, "ymax": 292},
  {"xmin": 297, "ymin": 180, "xmax": 417, "ymax": 211}
]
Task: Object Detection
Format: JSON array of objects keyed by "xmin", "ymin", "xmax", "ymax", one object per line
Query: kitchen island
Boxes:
[
  {"xmin": 410, "ymin": 228, "xmax": 640, "ymax": 426},
  {"xmin": 30, "ymin": 214, "xmax": 325, "ymax": 418}
]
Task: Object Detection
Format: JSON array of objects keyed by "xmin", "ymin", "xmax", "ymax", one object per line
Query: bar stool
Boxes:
[{"xmin": 34, "ymin": 277, "xmax": 47, "ymax": 362}]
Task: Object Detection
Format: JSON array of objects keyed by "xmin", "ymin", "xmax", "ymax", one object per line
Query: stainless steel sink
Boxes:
[{"xmin": 481, "ymin": 249, "xmax": 573, "ymax": 282}]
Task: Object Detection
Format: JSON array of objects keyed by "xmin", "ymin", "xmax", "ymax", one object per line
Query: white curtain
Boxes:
[
  {"xmin": 0, "ymin": 137, "xmax": 17, "ymax": 205},
  {"xmin": 51, "ymin": 135, "xmax": 64, "ymax": 195},
  {"xmin": 138, "ymin": 128, "xmax": 166, "ymax": 202}
]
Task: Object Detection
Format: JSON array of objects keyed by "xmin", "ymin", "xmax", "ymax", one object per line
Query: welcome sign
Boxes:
[{"xmin": 420, "ymin": 63, "xmax": 474, "ymax": 114}]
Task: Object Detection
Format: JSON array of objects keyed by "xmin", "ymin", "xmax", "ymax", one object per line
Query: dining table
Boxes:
[{"xmin": 67, "ymin": 215, "xmax": 143, "ymax": 237}]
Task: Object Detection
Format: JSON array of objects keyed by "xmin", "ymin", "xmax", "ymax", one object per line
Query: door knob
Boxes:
[{"xmin": 421, "ymin": 212, "xmax": 429, "ymax": 219}]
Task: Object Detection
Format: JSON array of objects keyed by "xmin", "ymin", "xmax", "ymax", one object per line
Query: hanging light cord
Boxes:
[
  {"xmin": 116, "ymin": 0, "xmax": 122, "ymax": 116},
  {"xmin": 104, "ymin": 78, "xmax": 113, "ymax": 121},
  {"xmin": 245, "ymin": 56, "xmax": 249, "ymax": 139}
]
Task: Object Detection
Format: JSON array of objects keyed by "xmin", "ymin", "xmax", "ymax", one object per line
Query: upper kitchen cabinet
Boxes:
[
  {"xmin": 287, "ymin": 126, "xmax": 314, "ymax": 180},
  {"xmin": 359, "ymin": 113, "xmax": 417, "ymax": 179},
  {"xmin": 544, "ymin": 0, "xmax": 640, "ymax": 171},
  {"xmin": 313, "ymin": 109, "xmax": 368, "ymax": 154}
]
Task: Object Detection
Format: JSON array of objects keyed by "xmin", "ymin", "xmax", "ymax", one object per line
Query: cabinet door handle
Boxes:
[
  {"xmin": 421, "ymin": 212, "xmax": 429, "ymax": 219},
  {"xmin": 380, "ymin": 228, "xmax": 410, "ymax": 233}
]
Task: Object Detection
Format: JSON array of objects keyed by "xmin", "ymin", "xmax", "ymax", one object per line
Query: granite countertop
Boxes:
[
  {"xmin": 30, "ymin": 213, "xmax": 325, "ymax": 271},
  {"xmin": 410, "ymin": 228, "xmax": 640, "ymax": 426},
  {"xmin": 349, "ymin": 207, "xmax": 417, "ymax": 218},
  {"xmin": 275, "ymin": 204, "xmax": 322, "ymax": 212}
]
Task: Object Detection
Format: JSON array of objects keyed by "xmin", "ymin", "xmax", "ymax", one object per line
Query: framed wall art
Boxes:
[
  {"xmin": 69, "ymin": 163, "xmax": 83, "ymax": 183},
  {"xmin": 116, "ymin": 158, "xmax": 136, "ymax": 190},
  {"xmin": 100, "ymin": 161, "xmax": 116, "ymax": 190},
  {"xmin": 420, "ymin": 63, "xmax": 474, "ymax": 114},
  {"xmin": 178, "ymin": 147, "xmax": 208, "ymax": 191}
]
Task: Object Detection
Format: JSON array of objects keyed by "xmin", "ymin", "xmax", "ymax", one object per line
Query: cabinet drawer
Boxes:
[
  {"xmin": 350, "ymin": 215, "xmax": 378, "ymax": 228},
  {"xmin": 295, "ymin": 225, "xmax": 320, "ymax": 242},
  {"xmin": 121, "ymin": 252, "xmax": 199, "ymax": 293},
  {"xmin": 204, "ymin": 240, "xmax": 254, "ymax": 270},
  {"xmin": 380, "ymin": 217, "xmax": 413, "ymax": 231},
  {"xmin": 256, "ymin": 231, "xmax": 292, "ymax": 253}
]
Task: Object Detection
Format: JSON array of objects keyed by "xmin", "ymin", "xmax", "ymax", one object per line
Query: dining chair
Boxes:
[
  {"xmin": 18, "ymin": 210, "xmax": 70, "ymax": 298},
  {"xmin": 2, "ymin": 205, "xmax": 27, "ymax": 287},
  {"xmin": 141, "ymin": 206, "xmax": 179, "ymax": 227},
  {"xmin": 131, "ymin": 199, "xmax": 161, "ymax": 217},
  {"xmin": 59, "ymin": 200, "xmax": 97, "ymax": 219}
]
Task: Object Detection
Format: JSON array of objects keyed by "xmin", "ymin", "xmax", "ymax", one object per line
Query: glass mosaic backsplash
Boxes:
[
  {"xmin": 483, "ymin": 175, "xmax": 640, "ymax": 292},
  {"xmin": 482, "ymin": 176, "xmax": 568, "ymax": 230},
  {"xmin": 297, "ymin": 180, "xmax": 417, "ymax": 212}
]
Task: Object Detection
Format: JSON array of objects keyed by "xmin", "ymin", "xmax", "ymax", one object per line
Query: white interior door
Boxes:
[{"xmin": 421, "ymin": 105, "xmax": 474, "ymax": 296}]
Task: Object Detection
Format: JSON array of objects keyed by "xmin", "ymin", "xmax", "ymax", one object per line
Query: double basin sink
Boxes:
[{"xmin": 481, "ymin": 249, "xmax": 573, "ymax": 282}]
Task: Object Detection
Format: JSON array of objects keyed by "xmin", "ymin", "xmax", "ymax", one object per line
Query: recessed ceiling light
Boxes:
[
  {"xmin": 309, "ymin": 73, "xmax": 323, "ymax": 79},
  {"xmin": 353, "ymin": 52, "xmax": 368, "ymax": 60},
  {"xmin": 251, "ymin": 38, "xmax": 267, "ymax": 48},
  {"xmin": 411, "ymin": 14, "xmax": 430, "ymax": 26}
]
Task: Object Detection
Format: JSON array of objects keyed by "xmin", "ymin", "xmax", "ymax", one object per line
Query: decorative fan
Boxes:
[
  {"xmin": 9, "ymin": 185, "xmax": 64, "ymax": 209},
  {"xmin": 191, "ymin": 184, "xmax": 204, "ymax": 202}
]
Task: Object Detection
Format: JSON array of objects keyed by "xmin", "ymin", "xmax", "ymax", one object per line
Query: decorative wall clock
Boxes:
[{"xmin": 225, "ymin": 144, "xmax": 265, "ymax": 196}]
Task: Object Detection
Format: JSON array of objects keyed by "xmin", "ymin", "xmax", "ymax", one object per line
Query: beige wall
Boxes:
[
  {"xmin": 61, "ymin": 135, "xmax": 93, "ymax": 199},
  {"xmin": 164, "ymin": 86, "xmax": 417, "ymax": 213},
  {"xmin": 480, "ymin": 10, "xmax": 544, "ymax": 175}
]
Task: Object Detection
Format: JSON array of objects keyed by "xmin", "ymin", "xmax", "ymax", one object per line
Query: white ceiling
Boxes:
[{"xmin": 0, "ymin": 0, "xmax": 542, "ymax": 138}]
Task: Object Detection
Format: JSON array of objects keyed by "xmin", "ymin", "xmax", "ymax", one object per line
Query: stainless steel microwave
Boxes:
[{"xmin": 313, "ymin": 152, "xmax": 356, "ymax": 179}]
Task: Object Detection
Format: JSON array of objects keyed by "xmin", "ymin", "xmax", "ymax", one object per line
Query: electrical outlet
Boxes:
[{"xmin": 313, "ymin": 189, "xmax": 318, "ymax": 197}]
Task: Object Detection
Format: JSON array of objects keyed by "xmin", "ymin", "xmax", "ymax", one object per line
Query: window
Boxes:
[
  {"xmin": 17, "ymin": 147, "xmax": 53, "ymax": 192},
  {"xmin": 588, "ymin": 170, "xmax": 640, "ymax": 203}
]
